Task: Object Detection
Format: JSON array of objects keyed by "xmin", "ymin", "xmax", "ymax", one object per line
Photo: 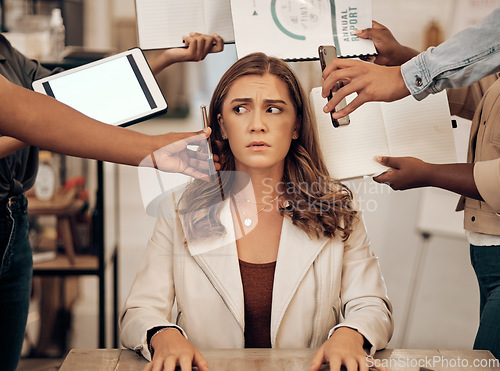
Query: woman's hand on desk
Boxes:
[
  {"xmin": 309, "ymin": 327, "xmax": 385, "ymax": 371},
  {"xmin": 145, "ymin": 328, "xmax": 209, "ymax": 371},
  {"xmin": 148, "ymin": 33, "xmax": 224, "ymax": 75}
]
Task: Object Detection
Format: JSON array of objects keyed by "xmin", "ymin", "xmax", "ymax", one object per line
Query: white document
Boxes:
[
  {"xmin": 231, "ymin": 0, "xmax": 376, "ymax": 60},
  {"xmin": 309, "ymin": 88, "xmax": 456, "ymax": 180},
  {"xmin": 135, "ymin": 0, "xmax": 235, "ymax": 50},
  {"xmin": 331, "ymin": 0, "xmax": 376, "ymax": 57}
]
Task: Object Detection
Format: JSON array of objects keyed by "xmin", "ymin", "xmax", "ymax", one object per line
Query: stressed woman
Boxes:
[{"xmin": 120, "ymin": 53, "xmax": 393, "ymax": 371}]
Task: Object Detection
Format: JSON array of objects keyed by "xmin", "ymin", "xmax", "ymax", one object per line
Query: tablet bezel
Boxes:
[{"xmin": 32, "ymin": 47, "xmax": 168, "ymax": 127}]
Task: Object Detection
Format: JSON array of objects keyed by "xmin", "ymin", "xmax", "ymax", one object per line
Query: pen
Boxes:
[{"xmin": 201, "ymin": 105, "xmax": 217, "ymax": 176}]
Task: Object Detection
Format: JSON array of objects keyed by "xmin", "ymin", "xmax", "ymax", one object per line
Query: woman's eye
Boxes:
[
  {"xmin": 267, "ymin": 106, "xmax": 282, "ymax": 114},
  {"xmin": 233, "ymin": 106, "xmax": 248, "ymax": 114}
]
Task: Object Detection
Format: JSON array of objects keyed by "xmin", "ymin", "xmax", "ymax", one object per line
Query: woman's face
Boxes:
[{"xmin": 219, "ymin": 73, "xmax": 299, "ymax": 174}]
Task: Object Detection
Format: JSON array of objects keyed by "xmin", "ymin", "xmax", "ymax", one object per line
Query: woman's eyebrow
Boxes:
[
  {"xmin": 229, "ymin": 98, "xmax": 288, "ymax": 105},
  {"xmin": 264, "ymin": 99, "xmax": 287, "ymax": 105},
  {"xmin": 229, "ymin": 98, "xmax": 252, "ymax": 104}
]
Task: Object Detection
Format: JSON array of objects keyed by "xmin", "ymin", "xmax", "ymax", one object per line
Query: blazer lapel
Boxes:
[
  {"xmin": 270, "ymin": 218, "xmax": 328, "ymax": 344},
  {"xmin": 184, "ymin": 200, "xmax": 245, "ymax": 330}
]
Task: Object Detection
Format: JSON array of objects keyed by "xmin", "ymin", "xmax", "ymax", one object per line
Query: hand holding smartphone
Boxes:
[{"xmin": 318, "ymin": 45, "xmax": 350, "ymax": 127}]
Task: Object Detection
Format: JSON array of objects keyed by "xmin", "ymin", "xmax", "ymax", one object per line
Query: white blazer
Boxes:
[{"xmin": 120, "ymin": 195, "xmax": 393, "ymax": 361}]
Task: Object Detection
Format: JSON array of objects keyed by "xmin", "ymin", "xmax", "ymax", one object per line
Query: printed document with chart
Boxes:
[{"xmin": 230, "ymin": 0, "xmax": 377, "ymax": 59}]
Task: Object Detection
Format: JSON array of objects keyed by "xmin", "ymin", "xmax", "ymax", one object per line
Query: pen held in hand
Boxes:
[{"xmin": 201, "ymin": 104, "xmax": 217, "ymax": 176}]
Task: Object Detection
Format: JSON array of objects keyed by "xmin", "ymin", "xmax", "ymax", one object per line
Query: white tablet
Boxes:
[{"xmin": 32, "ymin": 48, "xmax": 167, "ymax": 127}]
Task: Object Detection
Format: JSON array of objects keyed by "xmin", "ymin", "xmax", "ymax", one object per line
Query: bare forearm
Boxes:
[
  {"xmin": 147, "ymin": 51, "xmax": 177, "ymax": 75},
  {"xmin": 427, "ymin": 163, "xmax": 483, "ymax": 201},
  {"xmin": 356, "ymin": 21, "xmax": 420, "ymax": 66},
  {"xmin": 0, "ymin": 136, "xmax": 28, "ymax": 158},
  {"xmin": 390, "ymin": 45, "xmax": 420, "ymax": 66},
  {"xmin": 375, "ymin": 156, "xmax": 483, "ymax": 201},
  {"xmin": 0, "ymin": 78, "xmax": 157, "ymax": 166}
]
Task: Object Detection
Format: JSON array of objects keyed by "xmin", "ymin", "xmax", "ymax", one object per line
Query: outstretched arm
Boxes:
[
  {"xmin": 0, "ymin": 74, "xmax": 217, "ymax": 178},
  {"xmin": 373, "ymin": 156, "xmax": 482, "ymax": 201},
  {"xmin": 0, "ymin": 136, "xmax": 28, "ymax": 158},
  {"xmin": 322, "ymin": 9, "xmax": 500, "ymax": 117}
]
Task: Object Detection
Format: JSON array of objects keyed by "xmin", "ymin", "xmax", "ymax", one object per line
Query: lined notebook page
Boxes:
[
  {"xmin": 135, "ymin": 0, "xmax": 169, "ymax": 50},
  {"xmin": 381, "ymin": 92, "xmax": 457, "ymax": 163},
  {"xmin": 309, "ymin": 87, "xmax": 388, "ymax": 180},
  {"xmin": 136, "ymin": 0, "xmax": 205, "ymax": 49},
  {"xmin": 204, "ymin": 0, "xmax": 235, "ymax": 42}
]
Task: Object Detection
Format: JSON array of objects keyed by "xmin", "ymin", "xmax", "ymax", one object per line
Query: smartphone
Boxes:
[{"xmin": 318, "ymin": 45, "xmax": 350, "ymax": 127}]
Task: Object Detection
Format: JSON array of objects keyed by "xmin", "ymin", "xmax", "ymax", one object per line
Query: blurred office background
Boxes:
[{"xmin": 1, "ymin": 0, "xmax": 498, "ymax": 368}]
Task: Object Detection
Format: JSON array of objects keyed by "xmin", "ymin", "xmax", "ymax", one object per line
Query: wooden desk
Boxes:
[{"xmin": 60, "ymin": 348, "xmax": 499, "ymax": 370}]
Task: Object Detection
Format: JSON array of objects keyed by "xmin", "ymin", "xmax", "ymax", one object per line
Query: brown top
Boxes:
[{"xmin": 239, "ymin": 259, "xmax": 276, "ymax": 348}]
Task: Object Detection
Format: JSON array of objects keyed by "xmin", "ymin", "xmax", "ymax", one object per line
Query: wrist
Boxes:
[
  {"xmin": 333, "ymin": 327, "xmax": 364, "ymax": 347},
  {"xmin": 141, "ymin": 135, "xmax": 164, "ymax": 167},
  {"xmin": 149, "ymin": 52, "xmax": 176, "ymax": 75},
  {"xmin": 423, "ymin": 162, "xmax": 438, "ymax": 188},
  {"xmin": 147, "ymin": 326, "xmax": 183, "ymax": 357},
  {"xmin": 390, "ymin": 45, "xmax": 419, "ymax": 66},
  {"xmin": 395, "ymin": 67, "xmax": 411, "ymax": 100},
  {"xmin": 128, "ymin": 134, "xmax": 159, "ymax": 167},
  {"xmin": 401, "ymin": 46, "xmax": 420, "ymax": 64}
]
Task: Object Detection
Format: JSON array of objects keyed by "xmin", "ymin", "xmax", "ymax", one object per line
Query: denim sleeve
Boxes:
[{"xmin": 401, "ymin": 8, "xmax": 500, "ymax": 101}]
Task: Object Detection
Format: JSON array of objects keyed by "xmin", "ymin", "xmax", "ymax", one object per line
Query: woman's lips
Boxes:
[{"xmin": 247, "ymin": 141, "xmax": 270, "ymax": 151}]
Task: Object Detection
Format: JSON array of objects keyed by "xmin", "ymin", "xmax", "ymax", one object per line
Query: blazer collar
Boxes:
[{"xmin": 183, "ymin": 199, "xmax": 328, "ymax": 335}]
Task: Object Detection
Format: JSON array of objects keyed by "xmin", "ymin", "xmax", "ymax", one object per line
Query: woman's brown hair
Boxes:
[{"xmin": 179, "ymin": 53, "xmax": 356, "ymax": 241}]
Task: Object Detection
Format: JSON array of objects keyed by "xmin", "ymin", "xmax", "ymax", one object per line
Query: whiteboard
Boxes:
[
  {"xmin": 415, "ymin": 117, "xmax": 471, "ymax": 239},
  {"xmin": 416, "ymin": 187, "xmax": 465, "ymax": 239},
  {"xmin": 450, "ymin": 0, "xmax": 500, "ymax": 35}
]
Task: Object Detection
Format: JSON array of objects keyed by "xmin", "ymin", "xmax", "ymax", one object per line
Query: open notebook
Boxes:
[
  {"xmin": 135, "ymin": 0, "xmax": 235, "ymax": 49},
  {"xmin": 309, "ymin": 87, "xmax": 457, "ymax": 180}
]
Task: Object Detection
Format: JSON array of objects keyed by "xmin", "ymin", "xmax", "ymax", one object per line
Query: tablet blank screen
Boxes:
[{"xmin": 42, "ymin": 55, "xmax": 157, "ymax": 126}]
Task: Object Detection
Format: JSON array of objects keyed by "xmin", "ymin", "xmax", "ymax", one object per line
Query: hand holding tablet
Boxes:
[{"xmin": 32, "ymin": 48, "xmax": 167, "ymax": 127}]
